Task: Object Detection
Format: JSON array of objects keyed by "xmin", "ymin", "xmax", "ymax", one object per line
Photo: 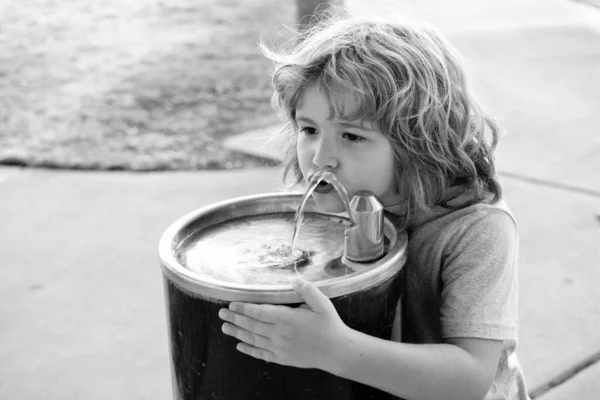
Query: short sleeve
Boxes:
[{"xmin": 440, "ymin": 208, "xmax": 519, "ymax": 340}]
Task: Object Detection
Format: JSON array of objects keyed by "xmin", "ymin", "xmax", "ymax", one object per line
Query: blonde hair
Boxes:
[{"xmin": 261, "ymin": 13, "xmax": 502, "ymax": 223}]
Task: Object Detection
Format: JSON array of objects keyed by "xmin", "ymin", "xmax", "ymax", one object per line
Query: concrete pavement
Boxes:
[{"xmin": 1, "ymin": 0, "xmax": 599, "ymax": 399}]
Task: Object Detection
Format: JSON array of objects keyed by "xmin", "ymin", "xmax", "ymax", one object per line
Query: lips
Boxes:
[{"xmin": 313, "ymin": 181, "xmax": 334, "ymax": 194}]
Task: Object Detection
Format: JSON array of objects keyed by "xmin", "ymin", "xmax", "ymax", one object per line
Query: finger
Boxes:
[
  {"xmin": 291, "ymin": 277, "xmax": 336, "ymax": 315},
  {"xmin": 221, "ymin": 322, "xmax": 271, "ymax": 350},
  {"xmin": 236, "ymin": 342, "xmax": 277, "ymax": 364},
  {"xmin": 218, "ymin": 308, "xmax": 273, "ymax": 338},
  {"xmin": 228, "ymin": 302, "xmax": 290, "ymax": 324}
]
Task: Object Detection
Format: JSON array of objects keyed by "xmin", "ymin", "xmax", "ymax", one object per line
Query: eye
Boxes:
[
  {"xmin": 299, "ymin": 127, "xmax": 317, "ymax": 136},
  {"xmin": 343, "ymin": 132, "xmax": 365, "ymax": 143}
]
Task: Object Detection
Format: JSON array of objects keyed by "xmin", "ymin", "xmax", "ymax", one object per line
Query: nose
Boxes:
[{"xmin": 312, "ymin": 135, "xmax": 339, "ymax": 170}]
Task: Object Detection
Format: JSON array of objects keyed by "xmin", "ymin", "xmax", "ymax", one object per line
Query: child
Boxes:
[{"xmin": 218, "ymin": 11, "xmax": 530, "ymax": 400}]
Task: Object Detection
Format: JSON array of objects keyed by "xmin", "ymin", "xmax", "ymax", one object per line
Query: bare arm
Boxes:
[
  {"xmin": 219, "ymin": 279, "xmax": 503, "ymax": 400},
  {"xmin": 326, "ymin": 329, "xmax": 503, "ymax": 400}
]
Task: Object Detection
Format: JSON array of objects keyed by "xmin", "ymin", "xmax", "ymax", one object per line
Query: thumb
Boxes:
[{"xmin": 291, "ymin": 277, "xmax": 336, "ymax": 315}]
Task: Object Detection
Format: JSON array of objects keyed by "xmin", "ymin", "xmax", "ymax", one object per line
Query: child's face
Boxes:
[{"xmin": 295, "ymin": 86, "xmax": 402, "ymax": 213}]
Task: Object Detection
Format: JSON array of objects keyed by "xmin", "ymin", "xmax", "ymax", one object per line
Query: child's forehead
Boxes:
[{"xmin": 296, "ymin": 84, "xmax": 373, "ymax": 125}]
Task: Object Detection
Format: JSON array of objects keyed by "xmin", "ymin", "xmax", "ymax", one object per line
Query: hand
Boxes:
[{"xmin": 218, "ymin": 276, "xmax": 349, "ymax": 371}]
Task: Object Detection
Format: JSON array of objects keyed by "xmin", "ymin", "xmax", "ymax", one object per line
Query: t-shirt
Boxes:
[{"xmin": 387, "ymin": 193, "xmax": 531, "ymax": 400}]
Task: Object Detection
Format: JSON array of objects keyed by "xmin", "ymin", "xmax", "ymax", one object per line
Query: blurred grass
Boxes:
[{"xmin": 0, "ymin": 0, "xmax": 296, "ymax": 170}]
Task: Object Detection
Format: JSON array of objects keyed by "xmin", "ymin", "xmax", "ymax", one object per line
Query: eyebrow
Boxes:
[
  {"xmin": 295, "ymin": 117, "xmax": 372, "ymax": 131},
  {"xmin": 295, "ymin": 117, "xmax": 316, "ymax": 125},
  {"xmin": 338, "ymin": 121, "xmax": 372, "ymax": 130}
]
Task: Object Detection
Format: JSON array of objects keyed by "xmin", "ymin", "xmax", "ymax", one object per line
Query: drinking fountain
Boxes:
[{"xmin": 158, "ymin": 172, "xmax": 408, "ymax": 399}]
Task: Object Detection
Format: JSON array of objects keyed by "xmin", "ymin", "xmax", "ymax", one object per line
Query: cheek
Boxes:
[
  {"xmin": 296, "ymin": 137, "xmax": 311, "ymax": 174},
  {"xmin": 371, "ymin": 144, "xmax": 397, "ymax": 194},
  {"xmin": 384, "ymin": 152, "xmax": 396, "ymax": 179}
]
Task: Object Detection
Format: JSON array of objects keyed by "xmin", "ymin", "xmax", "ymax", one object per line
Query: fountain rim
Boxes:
[{"xmin": 158, "ymin": 192, "xmax": 408, "ymax": 304}]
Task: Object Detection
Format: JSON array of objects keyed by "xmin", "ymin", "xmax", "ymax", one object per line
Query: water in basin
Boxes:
[
  {"xmin": 178, "ymin": 170, "xmax": 363, "ymax": 286},
  {"xmin": 178, "ymin": 212, "xmax": 363, "ymax": 285}
]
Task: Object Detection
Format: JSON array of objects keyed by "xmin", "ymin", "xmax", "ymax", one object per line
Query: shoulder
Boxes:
[
  {"xmin": 411, "ymin": 199, "xmax": 519, "ymax": 258},
  {"xmin": 448, "ymin": 202, "xmax": 519, "ymax": 263},
  {"xmin": 448, "ymin": 200, "xmax": 518, "ymax": 239},
  {"xmin": 418, "ymin": 199, "xmax": 517, "ymax": 237}
]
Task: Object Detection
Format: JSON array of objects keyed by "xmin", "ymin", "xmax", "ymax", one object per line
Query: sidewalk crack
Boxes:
[
  {"xmin": 529, "ymin": 348, "xmax": 600, "ymax": 398},
  {"xmin": 499, "ymin": 171, "xmax": 600, "ymax": 199}
]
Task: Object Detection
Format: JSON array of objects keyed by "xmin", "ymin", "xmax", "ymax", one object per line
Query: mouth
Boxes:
[{"xmin": 312, "ymin": 180, "xmax": 334, "ymax": 194}]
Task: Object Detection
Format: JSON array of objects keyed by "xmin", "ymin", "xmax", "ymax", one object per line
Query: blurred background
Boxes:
[
  {"xmin": 0, "ymin": 0, "xmax": 298, "ymax": 171},
  {"xmin": 0, "ymin": 0, "xmax": 599, "ymax": 399}
]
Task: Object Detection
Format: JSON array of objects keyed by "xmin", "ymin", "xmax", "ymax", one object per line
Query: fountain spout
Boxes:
[
  {"xmin": 344, "ymin": 191, "xmax": 384, "ymax": 262},
  {"xmin": 307, "ymin": 170, "xmax": 384, "ymax": 263}
]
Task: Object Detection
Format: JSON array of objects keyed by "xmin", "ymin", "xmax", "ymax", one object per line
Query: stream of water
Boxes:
[
  {"xmin": 291, "ymin": 170, "xmax": 353, "ymax": 250},
  {"xmin": 179, "ymin": 170, "xmax": 358, "ymax": 284},
  {"xmin": 290, "ymin": 170, "xmax": 355, "ymax": 277}
]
